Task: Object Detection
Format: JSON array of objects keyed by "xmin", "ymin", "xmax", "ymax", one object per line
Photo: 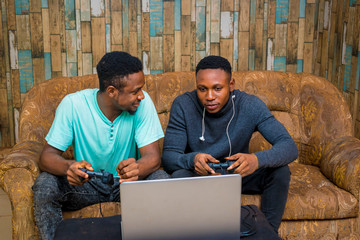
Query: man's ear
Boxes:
[
  {"xmin": 106, "ymin": 86, "xmax": 117, "ymax": 98},
  {"xmin": 229, "ymin": 78, "xmax": 235, "ymax": 92}
]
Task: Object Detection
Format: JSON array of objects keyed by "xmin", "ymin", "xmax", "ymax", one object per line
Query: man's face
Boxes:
[
  {"xmin": 196, "ymin": 68, "xmax": 234, "ymax": 114},
  {"xmin": 111, "ymin": 71, "xmax": 145, "ymax": 113}
]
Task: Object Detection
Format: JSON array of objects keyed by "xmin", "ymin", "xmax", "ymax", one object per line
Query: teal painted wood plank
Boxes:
[
  {"xmin": 250, "ymin": 0, "xmax": 256, "ymax": 24},
  {"xmin": 67, "ymin": 62, "xmax": 77, "ymax": 76},
  {"xmin": 44, "ymin": 52, "xmax": 52, "ymax": 80},
  {"xmin": 15, "ymin": 0, "xmax": 29, "ymax": 15},
  {"xmin": 196, "ymin": 6, "xmax": 206, "ymax": 51},
  {"xmin": 150, "ymin": 70, "xmax": 163, "ymax": 75},
  {"xmin": 274, "ymin": 56, "xmax": 286, "ymax": 72},
  {"xmin": 18, "ymin": 50, "xmax": 33, "ymax": 93},
  {"xmin": 65, "ymin": 0, "xmax": 76, "ymax": 30},
  {"xmin": 175, "ymin": 0, "xmax": 181, "ymax": 30},
  {"xmin": 356, "ymin": 51, "xmax": 360, "ymax": 91},
  {"xmin": 350, "ymin": 0, "xmax": 356, "ymax": 7},
  {"xmin": 276, "ymin": 0, "xmax": 289, "ymax": 24},
  {"xmin": 122, "ymin": 0, "xmax": 129, "ymax": 38},
  {"xmin": 106, "ymin": 24, "xmax": 110, "ymax": 52},
  {"xmin": 299, "ymin": 0, "xmax": 306, "ymax": 18},
  {"xmin": 249, "ymin": 49, "xmax": 255, "ymax": 71},
  {"xmin": 196, "ymin": 0, "xmax": 206, "ymax": 7},
  {"xmin": 233, "ymin": 11, "xmax": 239, "ymax": 61},
  {"xmin": 296, "ymin": 59, "xmax": 303, "ymax": 73},
  {"xmin": 150, "ymin": 0, "xmax": 163, "ymax": 37},
  {"xmin": 343, "ymin": 45, "xmax": 352, "ymax": 91},
  {"xmin": 41, "ymin": 0, "xmax": 48, "ymax": 8}
]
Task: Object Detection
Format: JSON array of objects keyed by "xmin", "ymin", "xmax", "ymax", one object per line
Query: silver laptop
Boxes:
[{"xmin": 120, "ymin": 174, "xmax": 242, "ymax": 240}]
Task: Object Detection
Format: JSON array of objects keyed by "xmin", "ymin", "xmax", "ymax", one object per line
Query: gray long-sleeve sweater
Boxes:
[{"xmin": 162, "ymin": 89, "xmax": 298, "ymax": 173}]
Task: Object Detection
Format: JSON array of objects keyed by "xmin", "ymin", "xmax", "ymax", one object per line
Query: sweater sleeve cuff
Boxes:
[
  {"xmin": 253, "ymin": 152, "xmax": 265, "ymax": 168},
  {"xmin": 185, "ymin": 152, "xmax": 199, "ymax": 170}
]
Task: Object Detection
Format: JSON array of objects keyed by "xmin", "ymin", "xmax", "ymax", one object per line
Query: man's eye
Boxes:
[
  {"xmin": 215, "ymin": 87, "xmax": 222, "ymax": 91},
  {"xmin": 133, "ymin": 89, "xmax": 141, "ymax": 94},
  {"xmin": 199, "ymin": 88, "xmax": 206, "ymax": 92}
]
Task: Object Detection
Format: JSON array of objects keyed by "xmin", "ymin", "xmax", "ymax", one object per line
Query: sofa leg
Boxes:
[{"xmin": 3, "ymin": 168, "xmax": 38, "ymax": 240}]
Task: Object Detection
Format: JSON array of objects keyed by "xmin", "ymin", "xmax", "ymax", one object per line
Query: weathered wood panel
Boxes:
[{"xmin": 1, "ymin": 0, "xmax": 360, "ymax": 146}]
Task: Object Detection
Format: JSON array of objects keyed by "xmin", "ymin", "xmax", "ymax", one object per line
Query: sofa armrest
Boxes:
[
  {"xmin": 320, "ymin": 136, "xmax": 360, "ymax": 200},
  {"xmin": 0, "ymin": 140, "xmax": 44, "ymax": 240},
  {"xmin": 0, "ymin": 140, "xmax": 43, "ymax": 184}
]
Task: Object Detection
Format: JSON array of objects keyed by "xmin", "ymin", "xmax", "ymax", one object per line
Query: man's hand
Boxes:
[
  {"xmin": 117, "ymin": 158, "xmax": 140, "ymax": 183},
  {"xmin": 194, "ymin": 153, "xmax": 220, "ymax": 176},
  {"xmin": 225, "ymin": 153, "xmax": 258, "ymax": 177},
  {"xmin": 66, "ymin": 160, "xmax": 93, "ymax": 186}
]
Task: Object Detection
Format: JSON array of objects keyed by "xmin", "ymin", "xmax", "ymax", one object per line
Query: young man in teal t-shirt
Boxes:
[{"xmin": 33, "ymin": 51, "xmax": 169, "ymax": 240}]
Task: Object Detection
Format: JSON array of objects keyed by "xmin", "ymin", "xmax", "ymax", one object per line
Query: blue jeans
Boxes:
[
  {"xmin": 33, "ymin": 170, "xmax": 169, "ymax": 240},
  {"xmin": 171, "ymin": 165, "xmax": 290, "ymax": 233}
]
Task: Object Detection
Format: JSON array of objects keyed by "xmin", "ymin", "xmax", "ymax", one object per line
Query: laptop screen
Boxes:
[{"xmin": 120, "ymin": 174, "xmax": 242, "ymax": 240}]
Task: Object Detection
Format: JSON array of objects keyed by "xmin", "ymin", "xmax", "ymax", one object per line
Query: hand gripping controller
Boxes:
[
  {"xmin": 208, "ymin": 161, "xmax": 236, "ymax": 175},
  {"xmin": 79, "ymin": 168, "xmax": 116, "ymax": 185}
]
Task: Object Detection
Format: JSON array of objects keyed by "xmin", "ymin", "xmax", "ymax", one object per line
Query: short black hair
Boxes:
[
  {"xmin": 195, "ymin": 55, "xmax": 232, "ymax": 76},
  {"xmin": 96, "ymin": 51, "xmax": 143, "ymax": 92}
]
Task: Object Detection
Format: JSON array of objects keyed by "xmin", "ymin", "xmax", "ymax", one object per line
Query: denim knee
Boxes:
[
  {"xmin": 146, "ymin": 169, "xmax": 170, "ymax": 180},
  {"xmin": 171, "ymin": 169, "xmax": 197, "ymax": 178},
  {"xmin": 269, "ymin": 165, "xmax": 290, "ymax": 188},
  {"xmin": 33, "ymin": 172, "xmax": 63, "ymax": 204}
]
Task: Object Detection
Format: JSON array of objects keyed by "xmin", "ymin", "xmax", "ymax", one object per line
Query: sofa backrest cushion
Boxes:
[{"xmin": 19, "ymin": 71, "xmax": 353, "ymax": 166}]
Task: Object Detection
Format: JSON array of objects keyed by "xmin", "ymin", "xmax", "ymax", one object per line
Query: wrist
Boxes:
[{"xmin": 252, "ymin": 154, "xmax": 259, "ymax": 169}]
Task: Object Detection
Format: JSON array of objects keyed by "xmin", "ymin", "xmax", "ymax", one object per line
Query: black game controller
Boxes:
[
  {"xmin": 79, "ymin": 168, "xmax": 116, "ymax": 185},
  {"xmin": 208, "ymin": 161, "xmax": 236, "ymax": 175}
]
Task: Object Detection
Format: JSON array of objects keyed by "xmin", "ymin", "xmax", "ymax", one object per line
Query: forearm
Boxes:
[
  {"xmin": 39, "ymin": 151, "xmax": 75, "ymax": 176},
  {"xmin": 136, "ymin": 155, "xmax": 161, "ymax": 179},
  {"xmin": 255, "ymin": 136, "xmax": 298, "ymax": 168},
  {"xmin": 162, "ymin": 149, "xmax": 198, "ymax": 173}
]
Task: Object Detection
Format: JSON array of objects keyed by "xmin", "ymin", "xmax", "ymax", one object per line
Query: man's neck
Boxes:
[{"xmin": 97, "ymin": 91, "xmax": 122, "ymax": 122}]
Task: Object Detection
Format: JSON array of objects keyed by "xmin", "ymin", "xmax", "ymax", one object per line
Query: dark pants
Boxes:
[
  {"xmin": 171, "ymin": 165, "xmax": 290, "ymax": 233},
  {"xmin": 33, "ymin": 170, "xmax": 170, "ymax": 240}
]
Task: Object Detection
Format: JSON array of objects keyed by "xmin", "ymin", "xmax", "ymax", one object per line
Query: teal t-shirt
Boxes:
[{"xmin": 45, "ymin": 89, "xmax": 164, "ymax": 176}]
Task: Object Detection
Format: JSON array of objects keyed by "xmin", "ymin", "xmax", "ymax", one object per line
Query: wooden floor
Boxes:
[{"xmin": 0, "ymin": 188, "xmax": 12, "ymax": 240}]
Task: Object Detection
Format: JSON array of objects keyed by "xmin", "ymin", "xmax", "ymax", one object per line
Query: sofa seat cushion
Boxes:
[
  {"xmin": 63, "ymin": 163, "xmax": 358, "ymax": 221},
  {"xmin": 286, "ymin": 162, "xmax": 358, "ymax": 219},
  {"xmin": 243, "ymin": 162, "xmax": 358, "ymax": 220}
]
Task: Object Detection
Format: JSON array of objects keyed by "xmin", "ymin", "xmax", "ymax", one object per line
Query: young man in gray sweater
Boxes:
[{"xmin": 162, "ymin": 55, "xmax": 298, "ymax": 233}]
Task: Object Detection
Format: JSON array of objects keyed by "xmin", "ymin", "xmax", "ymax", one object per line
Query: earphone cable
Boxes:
[{"xmin": 226, "ymin": 95, "xmax": 236, "ymax": 157}]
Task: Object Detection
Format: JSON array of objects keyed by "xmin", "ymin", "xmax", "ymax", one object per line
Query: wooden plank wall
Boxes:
[{"xmin": 0, "ymin": 0, "xmax": 360, "ymax": 146}]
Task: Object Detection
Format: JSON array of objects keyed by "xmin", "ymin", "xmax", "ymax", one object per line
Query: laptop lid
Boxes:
[{"xmin": 120, "ymin": 174, "xmax": 242, "ymax": 240}]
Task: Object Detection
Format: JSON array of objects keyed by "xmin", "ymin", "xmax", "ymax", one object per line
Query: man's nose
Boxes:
[
  {"xmin": 138, "ymin": 90, "xmax": 145, "ymax": 100},
  {"xmin": 206, "ymin": 90, "xmax": 215, "ymax": 100}
]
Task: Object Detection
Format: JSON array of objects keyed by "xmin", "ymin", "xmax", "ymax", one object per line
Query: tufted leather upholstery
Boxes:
[{"xmin": 0, "ymin": 71, "xmax": 359, "ymax": 239}]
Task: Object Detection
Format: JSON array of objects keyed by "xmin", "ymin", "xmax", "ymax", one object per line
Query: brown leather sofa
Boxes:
[{"xmin": 0, "ymin": 71, "xmax": 359, "ymax": 240}]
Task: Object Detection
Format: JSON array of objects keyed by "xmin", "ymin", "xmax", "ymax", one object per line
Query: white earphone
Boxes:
[{"xmin": 199, "ymin": 93, "xmax": 235, "ymax": 143}]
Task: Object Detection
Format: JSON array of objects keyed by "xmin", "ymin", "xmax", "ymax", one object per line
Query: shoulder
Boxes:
[
  {"xmin": 234, "ymin": 90, "xmax": 270, "ymax": 116},
  {"xmin": 63, "ymin": 89, "xmax": 97, "ymax": 103},
  {"xmin": 172, "ymin": 90, "xmax": 197, "ymax": 107},
  {"xmin": 234, "ymin": 90, "xmax": 266, "ymax": 106}
]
